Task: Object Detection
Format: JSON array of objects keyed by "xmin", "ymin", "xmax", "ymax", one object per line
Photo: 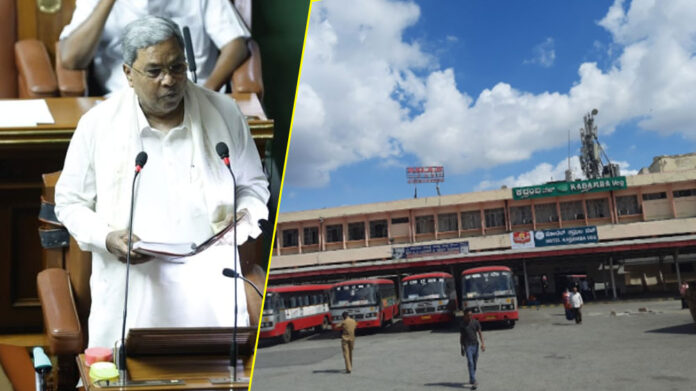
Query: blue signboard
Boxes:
[
  {"xmin": 533, "ymin": 226, "xmax": 598, "ymax": 247},
  {"xmin": 392, "ymin": 241, "xmax": 469, "ymax": 260}
]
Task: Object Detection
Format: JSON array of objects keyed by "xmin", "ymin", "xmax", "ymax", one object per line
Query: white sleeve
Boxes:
[
  {"xmin": 59, "ymin": 0, "xmax": 101, "ymax": 40},
  {"xmin": 203, "ymin": 0, "xmax": 251, "ymax": 49},
  {"xmin": 229, "ymin": 105, "xmax": 269, "ymax": 239},
  {"xmin": 54, "ymin": 115, "xmax": 112, "ymax": 253}
]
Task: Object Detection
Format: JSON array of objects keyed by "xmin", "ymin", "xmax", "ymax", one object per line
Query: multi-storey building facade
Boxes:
[{"xmin": 271, "ymin": 155, "xmax": 696, "ymax": 301}]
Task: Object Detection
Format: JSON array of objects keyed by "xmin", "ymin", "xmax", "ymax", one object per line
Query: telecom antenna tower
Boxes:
[{"xmin": 578, "ymin": 109, "xmax": 620, "ymax": 179}]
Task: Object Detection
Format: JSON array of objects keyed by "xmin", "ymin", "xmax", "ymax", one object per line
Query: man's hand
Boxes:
[
  {"xmin": 217, "ymin": 209, "xmax": 253, "ymax": 247},
  {"xmin": 481, "ymin": 343, "xmax": 486, "ymax": 352},
  {"xmin": 106, "ymin": 229, "xmax": 150, "ymax": 264}
]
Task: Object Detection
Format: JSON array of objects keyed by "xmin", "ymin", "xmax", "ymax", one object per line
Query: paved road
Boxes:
[{"xmin": 251, "ymin": 299, "xmax": 696, "ymax": 390}]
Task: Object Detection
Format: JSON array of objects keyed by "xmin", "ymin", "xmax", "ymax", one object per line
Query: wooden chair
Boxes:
[{"xmin": 0, "ymin": 0, "xmax": 58, "ymax": 98}]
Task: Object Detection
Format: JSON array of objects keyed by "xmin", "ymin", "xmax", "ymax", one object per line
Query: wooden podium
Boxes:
[{"xmin": 76, "ymin": 327, "xmax": 257, "ymax": 390}]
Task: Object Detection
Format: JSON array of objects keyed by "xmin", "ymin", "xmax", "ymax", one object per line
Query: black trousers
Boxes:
[{"xmin": 572, "ymin": 308, "xmax": 582, "ymax": 323}]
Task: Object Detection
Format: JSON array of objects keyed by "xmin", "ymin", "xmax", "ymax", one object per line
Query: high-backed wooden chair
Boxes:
[
  {"xmin": 37, "ymin": 171, "xmax": 266, "ymax": 389},
  {"xmin": 0, "ymin": 0, "xmax": 58, "ymax": 98}
]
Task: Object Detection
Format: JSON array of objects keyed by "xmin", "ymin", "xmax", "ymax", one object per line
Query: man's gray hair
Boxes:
[{"xmin": 121, "ymin": 16, "xmax": 184, "ymax": 66}]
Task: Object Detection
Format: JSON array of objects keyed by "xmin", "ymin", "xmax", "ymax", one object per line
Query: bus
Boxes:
[
  {"xmin": 460, "ymin": 266, "xmax": 518, "ymax": 327},
  {"xmin": 401, "ymin": 272, "xmax": 457, "ymax": 327},
  {"xmin": 329, "ymin": 279, "xmax": 399, "ymax": 329},
  {"xmin": 259, "ymin": 284, "xmax": 333, "ymax": 343}
]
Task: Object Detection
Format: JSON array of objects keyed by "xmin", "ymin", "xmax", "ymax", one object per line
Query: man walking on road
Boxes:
[
  {"xmin": 460, "ymin": 309, "xmax": 485, "ymax": 390},
  {"xmin": 337, "ymin": 311, "xmax": 357, "ymax": 373},
  {"xmin": 570, "ymin": 286, "xmax": 584, "ymax": 324}
]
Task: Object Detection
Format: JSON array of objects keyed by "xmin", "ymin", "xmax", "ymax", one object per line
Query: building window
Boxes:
[
  {"xmin": 510, "ymin": 206, "xmax": 532, "ymax": 225},
  {"xmin": 673, "ymin": 189, "xmax": 696, "ymax": 198},
  {"xmin": 415, "ymin": 215, "xmax": 435, "ymax": 234},
  {"xmin": 461, "ymin": 211, "xmax": 481, "ymax": 230},
  {"xmin": 560, "ymin": 201, "xmax": 584, "ymax": 221},
  {"xmin": 369, "ymin": 219, "xmax": 388, "ymax": 238},
  {"xmin": 391, "ymin": 217, "xmax": 409, "ymax": 224},
  {"xmin": 282, "ymin": 229, "xmax": 298, "ymax": 247},
  {"xmin": 484, "ymin": 208, "xmax": 505, "ymax": 228},
  {"xmin": 535, "ymin": 203, "xmax": 558, "ymax": 223},
  {"xmin": 348, "ymin": 222, "xmax": 365, "ymax": 241},
  {"xmin": 616, "ymin": 195, "xmax": 641, "ymax": 216},
  {"xmin": 642, "ymin": 192, "xmax": 666, "ymax": 201},
  {"xmin": 586, "ymin": 198, "xmax": 609, "ymax": 218},
  {"xmin": 326, "ymin": 224, "xmax": 343, "ymax": 242},
  {"xmin": 438, "ymin": 213, "xmax": 458, "ymax": 232},
  {"xmin": 303, "ymin": 227, "xmax": 318, "ymax": 245}
]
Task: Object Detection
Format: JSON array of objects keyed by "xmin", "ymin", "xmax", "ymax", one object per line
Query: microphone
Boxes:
[
  {"xmin": 182, "ymin": 26, "xmax": 197, "ymax": 83},
  {"xmin": 118, "ymin": 151, "xmax": 148, "ymax": 382},
  {"xmin": 222, "ymin": 268, "xmax": 263, "ymax": 298},
  {"xmin": 215, "ymin": 141, "xmax": 241, "ymax": 380}
]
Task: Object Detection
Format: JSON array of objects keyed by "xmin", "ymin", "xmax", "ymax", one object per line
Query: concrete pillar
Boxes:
[
  {"xmin": 674, "ymin": 250, "xmax": 682, "ymax": 289},
  {"xmin": 523, "ymin": 261, "xmax": 530, "ymax": 300},
  {"xmin": 609, "ymin": 256, "xmax": 617, "ymax": 300}
]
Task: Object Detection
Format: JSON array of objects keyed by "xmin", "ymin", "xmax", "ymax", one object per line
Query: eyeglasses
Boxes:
[{"xmin": 129, "ymin": 61, "xmax": 188, "ymax": 80}]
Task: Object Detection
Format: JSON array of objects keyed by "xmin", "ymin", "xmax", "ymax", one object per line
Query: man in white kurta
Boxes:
[{"xmin": 55, "ymin": 16, "xmax": 269, "ymax": 349}]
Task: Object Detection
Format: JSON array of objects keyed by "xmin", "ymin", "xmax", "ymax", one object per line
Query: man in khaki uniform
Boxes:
[{"xmin": 338, "ymin": 311, "xmax": 357, "ymax": 373}]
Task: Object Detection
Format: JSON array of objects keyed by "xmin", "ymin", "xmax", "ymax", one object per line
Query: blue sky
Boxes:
[{"xmin": 280, "ymin": 0, "xmax": 696, "ymax": 213}]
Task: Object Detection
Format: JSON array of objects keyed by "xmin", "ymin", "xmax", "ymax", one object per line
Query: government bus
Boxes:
[
  {"xmin": 401, "ymin": 272, "xmax": 457, "ymax": 327},
  {"xmin": 259, "ymin": 284, "xmax": 332, "ymax": 343},
  {"xmin": 329, "ymin": 279, "xmax": 399, "ymax": 329},
  {"xmin": 460, "ymin": 266, "xmax": 518, "ymax": 327}
]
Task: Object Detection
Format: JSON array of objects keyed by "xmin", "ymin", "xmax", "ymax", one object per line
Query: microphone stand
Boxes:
[
  {"xmin": 217, "ymin": 143, "xmax": 241, "ymax": 382},
  {"xmin": 118, "ymin": 156, "xmax": 145, "ymax": 383},
  {"xmin": 222, "ymin": 268, "xmax": 263, "ymax": 298}
]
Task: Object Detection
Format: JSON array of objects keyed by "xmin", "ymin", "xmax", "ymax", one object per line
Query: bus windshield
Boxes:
[
  {"xmin": 330, "ymin": 284, "xmax": 378, "ymax": 307},
  {"xmin": 462, "ymin": 271, "xmax": 514, "ymax": 299},
  {"xmin": 402, "ymin": 277, "xmax": 446, "ymax": 301}
]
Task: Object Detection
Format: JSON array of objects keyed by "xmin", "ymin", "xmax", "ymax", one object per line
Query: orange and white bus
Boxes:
[
  {"xmin": 259, "ymin": 284, "xmax": 332, "ymax": 343},
  {"xmin": 330, "ymin": 279, "xmax": 399, "ymax": 329},
  {"xmin": 460, "ymin": 266, "xmax": 518, "ymax": 327},
  {"xmin": 401, "ymin": 272, "xmax": 457, "ymax": 326}
]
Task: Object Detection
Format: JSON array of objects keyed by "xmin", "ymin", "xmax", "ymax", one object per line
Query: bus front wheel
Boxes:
[
  {"xmin": 315, "ymin": 316, "xmax": 329, "ymax": 332},
  {"xmin": 282, "ymin": 324, "xmax": 294, "ymax": 343}
]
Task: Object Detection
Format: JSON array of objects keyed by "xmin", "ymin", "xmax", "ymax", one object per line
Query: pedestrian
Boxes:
[
  {"xmin": 562, "ymin": 288, "xmax": 574, "ymax": 321},
  {"xmin": 337, "ymin": 311, "xmax": 357, "ymax": 373},
  {"xmin": 569, "ymin": 286, "xmax": 584, "ymax": 324},
  {"xmin": 680, "ymin": 281, "xmax": 689, "ymax": 309},
  {"xmin": 460, "ymin": 309, "xmax": 485, "ymax": 390}
]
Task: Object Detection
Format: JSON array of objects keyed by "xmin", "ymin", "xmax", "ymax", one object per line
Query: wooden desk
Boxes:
[
  {"xmin": 0, "ymin": 93, "xmax": 274, "ymax": 148},
  {"xmin": 77, "ymin": 355, "xmax": 252, "ymax": 390},
  {"xmin": 0, "ymin": 93, "xmax": 273, "ymax": 332}
]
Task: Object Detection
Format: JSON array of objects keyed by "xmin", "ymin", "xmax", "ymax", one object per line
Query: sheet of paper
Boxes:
[{"xmin": 0, "ymin": 99, "xmax": 55, "ymax": 127}]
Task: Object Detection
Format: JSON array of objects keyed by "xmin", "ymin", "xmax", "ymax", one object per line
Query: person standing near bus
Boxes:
[
  {"xmin": 570, "ymin": 286, "xmax": 584, "ymax": 324},
  {"xmin": 460, "ymin": 309, "xmax": 485, "ymax": 390},
  {"xmin": 337, "ymin": 312, "xmax": 357, "ymax": 373}
]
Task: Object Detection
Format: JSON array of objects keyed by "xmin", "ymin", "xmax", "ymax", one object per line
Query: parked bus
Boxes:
[
  {"xmin": 260, "ymin": 284, "xmax": 332, "ymax": 343},
  {"xmin": 460, "ymin": 266, "xmax": 518, "ymax": 327},
  {"xmin": 330, "ymin": 279, "xmax": 399, "ymax": 329},
  {"xmin": 401, "ymin": 272, "xmax": 457, "ymax": 327}
]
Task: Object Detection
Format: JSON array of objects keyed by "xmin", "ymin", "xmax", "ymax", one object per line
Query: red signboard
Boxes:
[{"xmin": 406, "ymin": 166, "xmax": 444, "ymax": 184}]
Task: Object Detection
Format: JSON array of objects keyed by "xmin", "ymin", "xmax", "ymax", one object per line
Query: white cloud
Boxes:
[
  {"xmin": 287, "ymin": 0, "xmax": 696, "ymax": 188},
  {"xmin": 524, "ymin": 37, "xmax": 556, "ymax": 68}
]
